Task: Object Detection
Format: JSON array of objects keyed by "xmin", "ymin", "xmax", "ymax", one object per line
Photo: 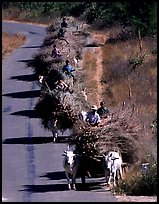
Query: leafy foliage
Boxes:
[
  {"xmin": 2, "ymin": 2, "xmax": 157, "ymax": 36},
  {"xmin": 128, "ymin": 54, "xmax": 146, "ymax": 71},
  {"xmin": 115, "ymin": 155, "xmax": 157, "ymax": 195}
]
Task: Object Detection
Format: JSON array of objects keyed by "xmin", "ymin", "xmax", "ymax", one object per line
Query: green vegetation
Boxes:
[
  {"xmin": 2, "ymin": 2, "xmax": 157, "ymax": 36},
  {"xmin": 114, "ymin": 154, "xmax": 157, "ymax": 196}
]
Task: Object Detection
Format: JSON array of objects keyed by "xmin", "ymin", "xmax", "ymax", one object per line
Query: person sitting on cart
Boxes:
[
  {"xmin": 51, "ymin": 44, "xmax": 62, "ymax": 58},
  {"xmin": 61, "ymin": 17, "xmax": 68, "ymax": 28},
  {"xmin": 62, "ymin": 60, "xmax": 75, "ymax": 80}
]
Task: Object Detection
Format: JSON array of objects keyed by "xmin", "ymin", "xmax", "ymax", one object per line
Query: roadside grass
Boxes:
[
  {"xmin": 2, "ymin": 32, "xmax": 26, "ymax": 60},
  {"xmin": 83, "ymin": 50, "xmax": 97, "ymax": 89},
  {"xmin": 114, "ymin": 154, "xmax": 157, "ymax": 196},
  {"xmin": 100, "ymin": 33, "xmax": 157, "ymax": 196},
  {"xmin": 101, "ymin": 37, "xmax": 157, "ymax": 115}
]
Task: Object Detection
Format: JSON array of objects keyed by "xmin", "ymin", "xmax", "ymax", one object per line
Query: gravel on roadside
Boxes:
[{"xmin": 115, "ymin": 195, "xmax": 157, "ymax": 202}]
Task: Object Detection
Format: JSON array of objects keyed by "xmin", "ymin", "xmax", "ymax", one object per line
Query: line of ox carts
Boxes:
[
  {"xmin": 37, "ymin": 21, "xmax": 129, "ymax": 190},
  {"xmin": 39, "ymin": 85, "xmax": 128, "ymax": 190},
  {"xmin": 39, "ymin": 77, "xmax": 127, "ymax": 191},
  {"xmin": 38, "ymin": 76, "xmax": 127, "ymax": 190}
]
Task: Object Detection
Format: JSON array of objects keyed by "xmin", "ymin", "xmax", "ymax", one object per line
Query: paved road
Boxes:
[{"xmin": 2, "ymin": 21, "xmax": 117, "ymax": 202}]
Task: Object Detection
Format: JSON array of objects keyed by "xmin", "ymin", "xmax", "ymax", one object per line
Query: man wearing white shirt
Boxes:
[{"xmin": 86, "ymin": 105, "xmax": 101, "ymax": 127}]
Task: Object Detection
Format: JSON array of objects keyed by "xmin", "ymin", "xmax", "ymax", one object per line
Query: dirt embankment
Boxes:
[{"xmin": 82, "ymin": 31, "xmax": 108, "ymax": 106}]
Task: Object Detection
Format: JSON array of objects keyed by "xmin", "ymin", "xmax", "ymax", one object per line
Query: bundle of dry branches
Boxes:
[{"xmin": 68, "ymin": 100, "xmax": 143, "ymax": 165}]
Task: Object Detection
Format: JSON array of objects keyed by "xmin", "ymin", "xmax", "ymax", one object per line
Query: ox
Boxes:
[
  {"xmin": 47, "ymin": 118, "xmax": 58, "ymax": 142},
  {"xmin": 62, "ymin": 149, "xmax": 79, "ymax": 190},
  {"xmin": 78, "ymin": 110, "xmax": 87, "ymax": 121},
  {"xmin": 103, "ymin": 151, "xmax": 123, "ymax": 186}
]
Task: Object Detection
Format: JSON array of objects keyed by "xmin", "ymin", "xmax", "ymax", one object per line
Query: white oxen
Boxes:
[
  {"xmin": 62, "ymin": 149, "xmax": 79, "ymax": 190},
  {"xmin": 104, "ymin": 151, "xmax": 123, "ymax": 186},
  {"xmin": 78, "ymin": 110, "xmax": 87, "ymax": 121}
]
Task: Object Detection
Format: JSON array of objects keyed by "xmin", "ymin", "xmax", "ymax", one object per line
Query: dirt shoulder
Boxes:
[{"xmin": 116, "ymin": 195, "xmax": 157, "ymax": 202}]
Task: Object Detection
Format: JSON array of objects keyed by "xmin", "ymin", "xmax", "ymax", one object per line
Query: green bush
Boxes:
[
  {"xmin": 2, "ymin": 2, "xmax": 157, "ymax": 37},
  {"xmin": 128, "ymin": 54, "xmax": 146, "ymax": 71},
  {"xmin": 115, "ymin": 155, "xmax": 157, "ymax": 196}
]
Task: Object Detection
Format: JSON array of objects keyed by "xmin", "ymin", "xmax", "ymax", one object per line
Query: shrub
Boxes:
[
  {"xmin": 26, "ymin": 52, "xmax": 51, "ymax": 77},
  {"xmin": 128, "ymin": 54, "xmax": 146, "ymax": 71},
  {"xmin": 114, "ymin": 155, "xmax": 157, "ymax": 196}
]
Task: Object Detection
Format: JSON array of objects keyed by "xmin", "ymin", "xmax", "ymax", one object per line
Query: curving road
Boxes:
[{"xmin": 2, "ymin": 21, "xmax": 117, "ymax": 202}]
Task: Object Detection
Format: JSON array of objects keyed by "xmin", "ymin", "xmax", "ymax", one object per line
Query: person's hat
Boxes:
[{"xmin": 91, "ymin": 105, "xmax": 97, "ymax": 110}]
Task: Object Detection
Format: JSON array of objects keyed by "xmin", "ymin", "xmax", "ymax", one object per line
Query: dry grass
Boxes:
[
  {"xmin": 97, "ymin": 32, "xmax": 157, "ymax": 171},
  {"xmin": 82, "ymin": 49, "xmax": 100, "ymax": 106},
  {"xmin": 101, "ymin": 37, "xmax": 157, "ymax": 113},
  {"xmin": 83, "ymin": 50, "xmax": 97, "ymax": 87},
  {"xmin": 2, "ymin": 32, "xmax": 26, "ymax": 60}
]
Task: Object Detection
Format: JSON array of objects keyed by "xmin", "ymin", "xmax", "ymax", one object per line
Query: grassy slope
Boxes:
[{"xmin": 2, "ymin": 32, "xmax": 26, "ymax": 59}]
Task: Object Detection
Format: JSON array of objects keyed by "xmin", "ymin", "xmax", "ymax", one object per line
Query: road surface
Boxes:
[{"xmin": 2, "ymin": 21, "xmax": 117, "ymax": 202}]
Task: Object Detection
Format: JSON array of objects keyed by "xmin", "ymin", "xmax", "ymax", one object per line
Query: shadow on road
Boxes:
[
  {"xmin": 20, "ymin": 183, "xmax": 69, "ymax": 192},
  {"xmin": 10, "ymin": 74, "xmax": 37, "ymax": 82},
  {"xmin": 10, "ymin": 109, "xmax": 40, "ymax": 118},
  {"xmin": 3, "ymin": 136, "xmax": 54, "ymax": 144},
  {"xmin": 3, "ymin": 136, "xmax": 71, "ymax": 145},
  {"xmin": 2, "ymin": 90, "xmax": 40, "ymax": 98},
  {"xmin": 28, "ymin": 31, "xmax": 38, "ymax": 35},
  {"xmin": 76, "ymin": 181, "xmax": 106, "ymax": 192},
  {"xmin": 20, "ymin": 181, "xmax": 106, "ymax": 193},
  {"xmin": 40, "ymin": 171, "xmax": 66, "ymax": 180},
  {"xmin": 39, "ymin": 171, "xmax": 107, "ymax": 192},
  {"xmin": 21, "ymin": 45, "xmax": 43, "ymax": 49},
  {"xmin": 17, "ymin": 59, "xmax": 34, "ymax": 63}
]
